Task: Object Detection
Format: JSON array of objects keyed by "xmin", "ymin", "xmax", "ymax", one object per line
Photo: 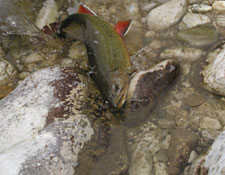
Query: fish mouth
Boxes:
[{"xmin": 113, "ymin": 84, "xmax": 128, "ymax": 109}]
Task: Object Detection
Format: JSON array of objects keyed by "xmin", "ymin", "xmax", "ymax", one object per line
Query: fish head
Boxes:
[{"xmin": 108, "ymin": 70, "xmax": 129, "ymax": 109}]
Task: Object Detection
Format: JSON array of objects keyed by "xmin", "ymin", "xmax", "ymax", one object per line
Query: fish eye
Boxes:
[{"xmin": 112, "ymin": 83, "xmax": 121, "ymax": 95}]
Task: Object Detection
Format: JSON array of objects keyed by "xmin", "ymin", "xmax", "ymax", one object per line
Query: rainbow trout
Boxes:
[{"xmin": 56, "ymin": 4, "xmax": 133, "ymax": 109}]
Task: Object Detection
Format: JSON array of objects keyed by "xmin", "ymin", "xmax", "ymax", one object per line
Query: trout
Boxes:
[{"xmin": 57, "ymin": 4, "xmax": 133, "ymax": 109}]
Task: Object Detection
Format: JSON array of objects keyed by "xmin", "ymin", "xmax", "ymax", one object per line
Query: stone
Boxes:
[
  {"xmin": 0, "ymin": 60, "xmax": 17, "ymax": 86},
  {"xmin": 217, "ymin": 14, "xmax": 225, "ymax": 27},
  {"xmin": 154, "ymin": 163, "xmax": 168, "ymax": 175},
  {"xmin": 147, "ymin": 0, "xmax": 187, "ymax": 31},
  {"xmin": 183, "ymin": 92, "xmax": 206, "ymax": 107},
  {"xmin": 179, "ymin": 12, "xmax": 211, "ymax": 30},
  {"xmin": 212, "ymin": 1, "xmax": 225, "ymax": 12},
  {"xmin": 202, "ymin": 44, "xmax": 225, "ymax": 96},
  {"xmin": 204, "ymin": 130, "xmax": 225, "ymax": 175},
  {"xmin": 168, "ymin": 129, "xmax": 199, "ymax": 174},
  {"xmin": 35, "ymin": 0, "xmax": 59, "ymax": 29},
  {"xmin": 200, "ymin": 117, "xmax": 222, "ymax": 130},
  {"xmin": 0, "ymin": 67, "xmax": 115, "ymax": 175},
  {"xmin": 177, "ymin": 26, "xmax": 218, "ymax": 48},
  {"xmin": 160, "ymin": 46, "xmax": 203, "ymax": 62},
  {"xmin": 191, "ymin": 3, "xmax": 212, "ymax": 13},
  {"xmin": 124, "ymin": 60, "xmax": 179, "ymax": 126},
  {"xmin": 24, "ymin": 53, "xmax": 44, "ymax": 64},
  {"xmin": 154, "ymin": 149, "xmax": 168, "ymax": 163},
  {"xmin": 188, "ymin": 150, "xmax": 198, "ymax": 163}
]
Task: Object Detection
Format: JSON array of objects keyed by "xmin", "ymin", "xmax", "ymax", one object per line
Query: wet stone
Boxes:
[
  {"xmin": 168, "ymin": 129, "xmax": 199, "ymax": 175},
  {"xmin": 160, "ymin": 46, "xmax": 203, "ymax": 62},
  {"xmin": 179, "ymin": 12, "xmax": 211, "ymax": 30},
  {"xmin": 212, "ymin": 1, "xmax": 225, "ymax": 12},
  {"xmin": 154, "ymin": 163, "xmax": 168, "ymax": 175},
  {"xmin": 177, "ymin": 26, "xmax": 218, "ymax": 48},
  {"xmin": 147, "ymin": 0, "xmax": 187, "ymax": 31},
  {"xmin": 0, "ymin": 60, "xmax": 17, "ymax": 86},
  {"xmin": 191, "ymin": 3, "xmax": 212, "ymax": 13},
  {"xmin": 154, "ymin": 149, "xmax": 168, "ymax": 163},
  {"xmin": 183, "ymin": 92, "xmax": 206, "ymax": 107},
  {"xmin": 0, "ymin": 67, "xmax": 114, "ymax": 175},
  {"xmin": 200, "ymin": 117, "xmax": 222, "ymax": 130}
]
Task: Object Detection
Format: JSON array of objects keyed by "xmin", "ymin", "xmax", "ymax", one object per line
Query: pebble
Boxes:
[
  {"xmin": 188, "ymin": 150, "xmax": 198, "ymax": 163},
  {"xmin": 216, "ymin": 14, "xmax": 225, "ymax": 27},
  {"xmin": 212, "ymin": 1, "xmax": 225, "ymax": 12},
  {"xmin": 179, "ymin": 12, "xmax": 211, "ymax": 30},
  {"xmin": 160, "ymin": 46, "xmax": 203, "ymax": 62},
  {"xmin": 35, "ymin": 0, "xmax": 59, "ymax": 29},
  {"xmin": 183, "ymin": 92, "xmax": 206, "ymax": 107},
  {"xmin": 191, "ymin": 3, "xmax": 212, "ymax": 12},
  {"xmin": 147, "ymin": 0, "xmax": 187, "ymax": 31},
  {"xmin": 0, "ymin": 60, "xmax": 17, "ymax": 86},
  {"xmin": 162, "ymin": 135, "xmax": 171, "ymax": 149},
  {"xmin": 200, "ymin": 117, "xmax": 222, "ymax": 130},
  {"xmin": 154, "ymin": 149, "xmax": 168, "ymax": 163},
  {"xmin": 176, "ymin": 26, "xmax": 218, "ymax": 48},
  {"xmin": 24, "ymin": 53, "xmax": 44, "ymax": 64}
]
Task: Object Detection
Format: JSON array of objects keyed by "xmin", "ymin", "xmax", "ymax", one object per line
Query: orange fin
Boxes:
[
  {"xmin": 115, "ymin": 20, "xmax": 132, "ymax": 37},
  {"xmin": 78, "ymin": 3, "xmax": 97, "ymax": 16}
]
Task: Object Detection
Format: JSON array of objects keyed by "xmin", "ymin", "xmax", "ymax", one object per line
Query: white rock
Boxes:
[
  {"xmin": 0, "ymin": 60, "xmax": 17, "ymax": 85},
  {"xmin": 180, "ymin": 12, "xmax": 211, "ymax": 29},
  {"xmin": 160, "ymin": 46, "xmax": 203, "ymax": 62},
  {"xmin": 147, "ymin": 0, "xmax": 187, "ymax": 31},
  {"xmin": 202, "ymin": 44, "xmax": 225, "ymax": 96},
  {"xmin": 191, "ymin": 3, "xmax": 212, "ymax": 13},
  {"xmin": 0, "ymin": 67, "xmax": 110, "ymax": 175},
  {"xmin": 212, "ymin": 1, "xmax": 225, "ymax": 12},
  {"xmin": 35, "ymin": 0, "xmax": 59, "ymax": 29},
  {"xmin": 188, "ymin": 150, "xmax": 198, "ymax": 163},
  {"xmin": 200, "ymin": 117, "xmax": 222, "ymax": 130},
  {"xmin": 204, "ymin": 130, "xmax": 225, "ymax": 174}
]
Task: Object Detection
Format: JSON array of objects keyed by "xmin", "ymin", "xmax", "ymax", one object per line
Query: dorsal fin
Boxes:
[
  {"xmin": 115, "ymin": 20, "xmax": 133, "ymax": 37},
  {"xmin": 78, "ymin": 3, "xmax": 97, "ymax": 16}
]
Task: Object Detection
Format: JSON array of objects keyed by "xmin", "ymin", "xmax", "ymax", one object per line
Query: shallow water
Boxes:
[{"xmin": 1, "ymin": 0, "xmax": 225, "ymax": 174}]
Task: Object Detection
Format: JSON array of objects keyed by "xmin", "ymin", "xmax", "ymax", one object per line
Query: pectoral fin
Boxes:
[
  {"xmin": 115, "ymin": 20, "xmax": 132, "ymax": 37},
  {"xmin": 78, "ymin": 3, "xmax": 97, "ymax": 16}
]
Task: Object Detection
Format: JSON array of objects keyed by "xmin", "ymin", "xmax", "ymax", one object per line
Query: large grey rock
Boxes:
[
  {"xmin": 0, "ymin": 67, "xmax": 113, "ymax": 175},
  {"xmin": 202, "ymin": 43, "xmax": 225, "ymax": 96},
  {"xmin": 147, "ymin": 0, "xmax": 187, "ymax": 31}
]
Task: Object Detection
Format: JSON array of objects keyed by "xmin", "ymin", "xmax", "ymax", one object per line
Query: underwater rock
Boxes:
[
  {"xmin": 147, "ymin": 0, "xmax": 187, "ymax": 31},
  {"xmin": 35, "ymin": 0, "xmax": 59, "ymax": 29},
  {"xmin": 123, "ymin": 59, "xmax": 179, "ymax": 127},
  {"xmin": 212, "ymin": 1, "xmax": 225, "ymax": 12},
  {"xmin": 190, "ymin": 3, "xmax": 212, "ymax": 13},
  {"xmin": 160, "ymin": 46, "xmax": 203, "ymax": 62},
  {"xmin": 177, "ymin": 26, "xmax": 218, "ymax": 48},
  {"xmin": 0, "ymin": 67, "xmax": 114, "ymax": 175},
  {"xmin": 168, "ymin": 129, "xmax": 199, "ymax": 175},
  {"xmin": 179, "ymin": 12, "xmax": 211, "ymax": 30},
  {"xmin": 202, "ymin": 43, "xmax": 225, "ymax": 96},
  {"xmin": 217, "ymin": 14, "xmax": 225, "ymax": 27},
  {"xmin": 0, "ymin": 60, "xmax": 17, "ymax": 86}
]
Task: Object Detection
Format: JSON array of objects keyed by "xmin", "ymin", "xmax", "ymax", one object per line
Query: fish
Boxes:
[{"xmin": 56, "ymin": 4, "xmax": 133, "ymax": 109}]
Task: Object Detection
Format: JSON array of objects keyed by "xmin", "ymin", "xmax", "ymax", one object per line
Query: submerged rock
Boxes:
[
  {"xmin": 0, "ymin": 60, "xmax": 17, "ymax": 85},
  {"xmin": 191, "ymin": 3, "xmax": 212, "ymax": 13},
  {"xmin": 212, "ymin": 1, "xmax": 225, "ymax": 12},
  {"xmin": 160, "ymin": 46, "xmax": 203, "ymax": 62},
  {"xmin": 177, "ymin": 26, "xmax": 218, "ymax": 48},
  {"xmin": 179, "ymin": 12, "xmax": 211, "ymax": 30},
  {"xmin": 147, "ymin": 0, "xmax": 187, "ymax": 31},
  {"xmin": 0, "ymin": 67, "xmax": 115, "ymax": 175},
  {"xmin": 35, "ymin": 0, "xmax": 59, "ymax": 29},
  {"xmin": 123, "ymin": 59, "xmax": 179, "ymax": 126},
  {"xmin": 202, "ymin": 43, "xmax": 225, "ymax": 96}
]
